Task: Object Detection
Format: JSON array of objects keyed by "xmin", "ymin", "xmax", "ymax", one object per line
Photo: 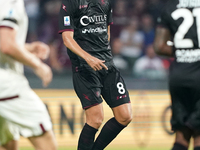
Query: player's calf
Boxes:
[
  {"xmin": 28, "ymin": 130, "xmax": 57, "ymax": 150},
  {"xmin": 1, "ymin": 140, "xmax": 18, "ymax": 150}
]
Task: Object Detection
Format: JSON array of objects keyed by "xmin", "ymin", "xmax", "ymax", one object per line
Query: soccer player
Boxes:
[
  {"xmin": 0, "ymin": 0, "xmax": 57, "ymax": 150},
  {"xmin": 58, "ymin": 0, "xmax": 133, "ymax": 149},
  {"xmin": 154, "ymin": 0, "xmax": 200, "ymax": 150}
]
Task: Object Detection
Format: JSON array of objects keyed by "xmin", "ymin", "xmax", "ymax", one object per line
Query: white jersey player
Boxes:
[{"xmin": 0, "ymin": 0, "xmax": 57, "ymax": 150}]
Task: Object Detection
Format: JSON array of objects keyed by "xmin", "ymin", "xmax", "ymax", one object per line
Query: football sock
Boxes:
[
  {"xmin": 171, "ymin": 143, "xmax": 188, "ymax": 150},
  {"xmin": 194, "ymin": 147, "xmax": 200, "ymax": 150},
  {"xmin": 77, "ymin": 123, "xmax": 98, "ymax": 150},
  {"xmin": 92, "ymin": 117, "xmax": 126, "ymax": 150}
]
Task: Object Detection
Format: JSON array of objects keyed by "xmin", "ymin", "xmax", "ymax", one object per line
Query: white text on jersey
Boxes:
[
  {"xmin": 80, "ymin": 15, "xmax": 107, "ymax": 26},
  {"xmin": 177, "ymin": 0, "xmax": 200, "ymax": 8},
  {"xmin": 176, "ymin": 49, "xmax": 200, "ymax": 63}
]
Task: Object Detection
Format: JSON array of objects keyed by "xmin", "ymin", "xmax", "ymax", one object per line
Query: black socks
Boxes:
[
  {"xmin": 92, "ymin": 117, "xmax": 126, "ymax": 150},
  {"xmin": 77, "ymin": 123, "xmax": 98, "ymax": 150},
  {"xmin": 194, "ymin": 147, "xmax": 200, "ymax": 150},
  {"xmin": 172, "ymin": 143, "xmax": 188, "ymax": 150},
  {"xmin": 78, "ymin": 118, "xmax": 126, "ymax": 150}
]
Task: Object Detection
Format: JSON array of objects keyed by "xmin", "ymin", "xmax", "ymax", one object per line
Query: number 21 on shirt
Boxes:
[{"xmin": 172, "ymin": 8, "xmax": 200, "ymax": 48}]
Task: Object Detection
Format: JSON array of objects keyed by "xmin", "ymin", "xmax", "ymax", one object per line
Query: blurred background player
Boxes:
[
  {"xmin": 0, "ymin": 0, "xmax": 57, "ymax": 150},
  {"xmin": 58, "ymin": 0, "xmax": 132, "ymax": 149},
  {"xmin": 154, "ymin": 0, "xmax": 200, "ymax": 150}
]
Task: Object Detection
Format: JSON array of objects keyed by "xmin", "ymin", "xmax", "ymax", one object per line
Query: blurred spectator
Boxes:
[
  {"xmin": 119, "ymin": 17, "xmax": 144, "ymax": 70},
  {"xmin": 38, "ymin": 0, "xmax": 61, "ymax": 43},
  {"xmin": 46, "ymin": 39, "xmax": 71, "ymax": 72},
  {"xmin": 133, "ymin": 44, "xmax": 167, "ymax": 80},
  {"xmin": 129, "ymin": 0, "xmax": 147, "ymax": 20},
  {"xmin": 111, "ymin": 0, "xmax": 129, "ymax": 39},
  {"xmin": 25, "ymin": 0, "xmax": 39, "ymax": 41},
  {"xmin": 47, "ymin": 40, "xmax": 63, "ymax": 72},
  {"xmin": 112, "ymin": 38, "xmax": 128, "ymax": 71},
  {"xmin": 147, "ymin": 0, "xmax": 165, "ymax": 25},
  {"xmin": 141, "ymin": 14, "xmax": 155, "ymax": 55}
]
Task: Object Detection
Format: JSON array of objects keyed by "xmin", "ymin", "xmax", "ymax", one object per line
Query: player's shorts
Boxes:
[
  {"xmin": 0, "ymin": 69, "xmax": 52, "ymax": 145},
  {"xmin": 169, "ymin": 83, "xmax": 200, "ymax": 132},
  {"xmin": 72, "ymin": 61, "xmax": 130, "ymax": 109}
]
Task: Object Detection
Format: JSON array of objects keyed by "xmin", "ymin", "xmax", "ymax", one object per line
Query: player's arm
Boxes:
[
  {"xmin": 108, "ymin": 25, "xmax": 110, "ymax": 42},
  {"xmin": 62, "ymin": 31, "xmax": 108, "ymax": 71},
  {"xmin": 25, "ymin": 41, "xmax": 50, "ymax": 60},
  {"xmin": 153, "ymin": 27, "xmax": 174, "ymax": 57},
  {"xmin": 0, "ymin": 27, "xmax": 52, "ymax": 87}
]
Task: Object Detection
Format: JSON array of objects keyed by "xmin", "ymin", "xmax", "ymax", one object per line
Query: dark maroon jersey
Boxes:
[{"xmin": 59, "ymin": 0, "xmax": 113, "ymax": 65}]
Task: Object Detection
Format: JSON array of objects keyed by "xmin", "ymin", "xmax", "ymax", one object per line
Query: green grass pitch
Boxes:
[{"xmin": 20, "ymin": 147, "xmax": 171, "ymax": 150}]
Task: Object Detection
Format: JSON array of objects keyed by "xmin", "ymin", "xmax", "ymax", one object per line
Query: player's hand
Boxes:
[
  {"xmin": 34, "ymin": 63, "xmax": 53, "ymax": 87},
  {"xmin": 31, "ymin": 42, "xmax": 50, "ymax": 60},
  {"xmin": 85, "ymin": 55, "xmax": 108, "ymax": 71}
]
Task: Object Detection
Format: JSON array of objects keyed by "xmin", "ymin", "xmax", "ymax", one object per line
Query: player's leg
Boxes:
[
  {"xmin": 92, "ymin": 65, "xmax": 132, "ymax": 150},
  {"xmin": 78, "ymin": 104, "xmax": 103, "ymax": 150},
  {"xmin": 169, "ymin": 85, "xmax": 194, "ymax": 150},
  {"xmin": 28, "ymin": 130, "xmax": 57, "ymax": 150},
  {"xmin": 85, "ymin": 103, "xmax": 104, "ymax": 129},
  {"xmin": 0, "ymin": 116, "xmax": 19, "ymax": 150},
  {"xmin": 92, "ymin": 103, "xmax": 132, "ymax": 150},
  {"xmin": 171, "ymin": 127, "xmax": 192, "ymax": 150},
  {"xmin": 0, "ymin": 147, "xmax": 6, "ymax": 150},
  {"xmin": 193, "ymin": 130, "xmax": 200, "ymax": 150},
  {"xmin": 112, "ymin": 103, "xmax": 133, "ymax": 126},
  {"xmin": 190, "ymin": 101, "xmax": 200, "ymax": 150},
  {"xmin": 24, "ymin": 91, "xmax": 57, "ymax": 150},
  {"xmin": 0, "ymin": 146, "xmax": 6, "ymax": 150},
  {"xmin": 1, "ymin": 140, "xmax": 18, "ymax": 150},
  {"xmin": 185, "ymin": 83, "xmax": 200, "ymax": 150},
  {"xmin": 72, "ymin": 66, "xmax": 104, "ymax": 150}
]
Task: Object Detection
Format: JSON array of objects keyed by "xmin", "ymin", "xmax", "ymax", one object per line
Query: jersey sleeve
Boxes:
[
  {"xmin": 157, "ymin": 4, "xmax": 171, "ymax": 29},
  {"xmin": 0, "ymin": 3, "xmax": 20, "ymax": 30},
  {"xmin": 58, "ymin": 0, "xmax": 77, "ymax": 34},
  {"xmin": 107, "ymin": 1, "xmax": 113, "ymax": 25},
  {"xmin": 157, "ymin": 8, "xmax": 171, "ymax": 29}
]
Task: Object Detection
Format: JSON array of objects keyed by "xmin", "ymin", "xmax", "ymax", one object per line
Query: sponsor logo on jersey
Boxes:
[
  {"xmin": 116, "ymin": 95, "xmax": 127, "ymax": 100},
  {"xmin": 80, "ymin": 15, "xmax": 107, "ymax": 26},
  {"xmin": 83, "ymin": 94, "xmax": 90, "ymax": 101},
  {"xmin": 176, "ymin": 49, "xmax": 200, "ymax": 63},
  {"xmin": 62, "ymin": 4, "xmax": 67, "ymax": 12},
  {"xmin": 64, "ymin": 16, "xmax": 70, "ymax": 26},
  {"xmin": 82, "ymin": 27, "xmax": 107, "ymax": 34},
  {"xmin": 79, "ymin": 4, "xmax": 88, "ymax": 9}
]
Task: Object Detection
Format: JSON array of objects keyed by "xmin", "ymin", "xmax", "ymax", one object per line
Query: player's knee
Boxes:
[
  {"xmin": 118, "ymin": 113, "xmax": 133, "ymax": 126},
  {"xmin": 124, "ymin": 114, "xmax": 133, "ymax": 125},
  {"xmin": 90, "ymin": 117, "xmax": 104, "ymax": 129},
  {"xmin": 87, "ymin": 114, "xmax": 104, "ymax": 129}
]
